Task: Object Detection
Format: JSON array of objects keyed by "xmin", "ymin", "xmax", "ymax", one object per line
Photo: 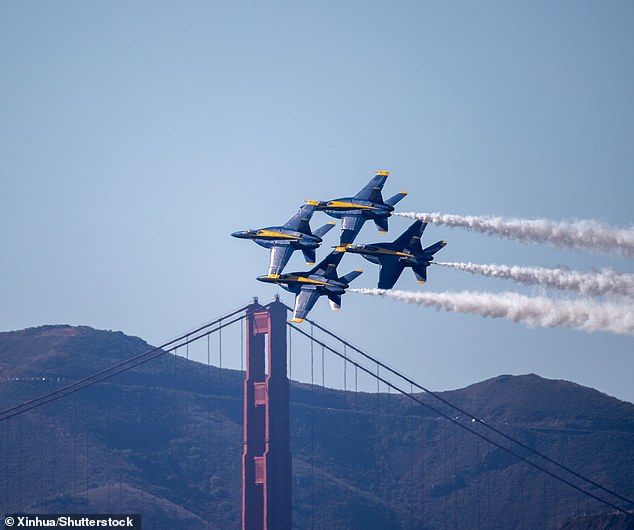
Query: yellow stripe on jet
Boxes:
[
  {"xmin": 325, "ymin": 201, "xmax": 379, "ymax": 210},
  {"xmin": 373, "ymin": 249, "xmax": 411, "ymax": 257},
  {"xmin": 298, "ymin": 277, "xmax": 330, "ymax": 285},
  {"xmin": 282, "ymin": 275, "xmax": 330, "ymax": 286},
  {"xmin": 256, "ymin": 230, "xmax": 301, "ymax": 240}
]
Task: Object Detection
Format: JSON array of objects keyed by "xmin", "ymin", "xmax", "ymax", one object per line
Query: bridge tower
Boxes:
[{"xmin": 242, "ymin": 297, "xmax": 292, "ymax": 530}]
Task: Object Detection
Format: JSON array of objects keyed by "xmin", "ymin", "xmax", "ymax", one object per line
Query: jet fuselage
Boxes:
[
  {"xmin": 345, "ymin": 243, "xmax": 435, "ymax": 268},
  {"xmin": 257, "ymin": 272, "xmax": 348, "ymax": 295},
  {"xmin": 231, "ymin": 228, "xmax": 323, "ymax": 249},
  {"xmin": 314, "ymin": 198, "xmax": 394, "ymax": 220}
]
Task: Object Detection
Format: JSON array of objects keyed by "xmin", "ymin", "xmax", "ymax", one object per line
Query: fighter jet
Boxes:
[
  {"xmin": 305, "ymin": 171, "xmax": 408, "ymax": 245},
  {"xmin": 232, "ymin": 204, "xmax": 336, "ymax": 277},
  {"xmin": 338, "ymin": 220, "xmax": 446, "ymax": 289},
  {"xmin": 257, "ymin": 250, "xmax": 363, "ymax": 322}
]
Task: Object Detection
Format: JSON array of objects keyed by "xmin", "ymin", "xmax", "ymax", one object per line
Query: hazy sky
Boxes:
[{"xmin": 2, "ymin": 2, "xmax": 633, "ymax": 402}]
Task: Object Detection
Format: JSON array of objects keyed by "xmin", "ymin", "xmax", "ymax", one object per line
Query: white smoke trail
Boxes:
[
  {"xmin": 395, "ymin": 212, "xmax": 634, "ymax": 258},
  {"xmin": 435, "ymin": 262, "xmax": 634, "ymax": 298},
  {"xmin": 350, "ymin": 288, "xmax": 634, "ymax": 336}
]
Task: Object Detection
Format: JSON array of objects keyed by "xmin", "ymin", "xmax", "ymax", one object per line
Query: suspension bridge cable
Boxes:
[
  {"xmin": 343, "ymin": 344, "xmax": 349, "ymax": 513},
  {"xmin": 1, "ymin": 299, "xmax": 253, "ymax": 525},
  {"xmin": 18, "ymin": 413, "xmax": 23, "ymax": 510},
  {"xmin": 293, "ymin": 310, "xmax": 634, "ymax": 511},
  {"xmin": 219, "ymin": 317, "xmax": 223, "ymax": 478},
  {"xmin": 321, "ymin": 345, "xmax": 326, "ymax": 525},
  {"xmin": 0, "ymin": 311, "xmax": 248, "ymax": 422},
  {"xmin": 5, "ymin": 419, "xmax": 9, "ymax": 512},
  {"xmin": 1, "ymin": 314, "xmax": 242, "ymax": 422},
  {"xmin": 73, "ymin": 392, "xmax": 78, "ymax": 500},
  {"xmin": 40, "ymin": 399, "xmax": 44, "ymax": 507},
  {"xmin": 4, "ymin": 419, "xmax": 8, "ymax": 512},
  {"xmin": 172, "ymin": 347, "xmax": 178, "ymax": 528},
  {"xmin": 217, "ymin": 316, "xmax": 224, "ymax": 513},
  {"xmin": 287, "ymin": 323, "xmax": 633, "ymax": 517},
  {"xmin": 185, "ymin": 341, "xmax": 190, "ymax": 517},
  {"xmin": 310, "ymin": 322, "xmax": 315, "ymax": 530},
  {"xmin": 141, "ymin": 356, "xmax": 149, "ymax": 514},
  {"xmin": 206, "ymin": 333, "xmax": 212, "ymax": 529},
  {"xmin": 106, "ymin": 375, "xmax": 111, "ymax": 511}
]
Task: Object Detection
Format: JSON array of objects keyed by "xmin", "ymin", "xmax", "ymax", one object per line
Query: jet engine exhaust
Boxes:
[
  {"xmin": 395, "ymin": 212, "xmax": 634, "ymax": 258},
  {"xmin": 350, "ymin": 288, "xmax": 634, "ymax": 336},
  {"xmin": 435, "ymin": 262, "xmax": 634, "ymax": 298}
]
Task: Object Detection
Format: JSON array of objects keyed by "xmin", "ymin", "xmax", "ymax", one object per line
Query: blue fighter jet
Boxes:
[
  {"xmin": 305, "ymin": 171, "xmax": 408, "ymax": 245},
  {"xmin": 338, "ymin": 220, "xmax": 446, "ymax": 289},
  {"xmin": 232, "ymin": 204, "xmax": 335, "ymax": 277},
  {"xmin": 256, "ymin": 250, "xmax": 363, "ymax": 322}
]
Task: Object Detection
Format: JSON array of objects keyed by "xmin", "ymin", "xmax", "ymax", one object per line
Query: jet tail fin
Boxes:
[
  {"xmin": 385, "ymin": 191, "xmax": 408, "ymax": 207},
  {"xmin": 412, "ymin": 265, "xmax": 428, "ymax": 284},
  {"xmin": 313, "ymin": 221, "xmax": 336, "ymax": 239},
  {"xmin": 302, "ymin": 248, "xmax": 316, "ymax": 265},
  {"xmin": 328, "ymin": 293, "xmax": 342, "ymax": 311},
  {"xmin": 340, "ymin": 269, "xmax": 363, "ymax": 285},
  {"xmin": 374, "ymin": 217, "xmax": 389, "ymax": 233},
  {"xmin": 423, "ymin": 240, "xmax": 448, "ymax": 255}
]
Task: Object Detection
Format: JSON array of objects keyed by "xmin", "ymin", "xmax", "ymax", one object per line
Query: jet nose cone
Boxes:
[
  {"xmin": 231, "ymin": 230, "xmax": 248, "ymax": 238},
  {"xmin": 257, "ymin": 274, "xmax": 281, "ymax": 283}
]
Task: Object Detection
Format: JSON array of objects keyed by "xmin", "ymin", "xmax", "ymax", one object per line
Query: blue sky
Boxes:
[{"xmin": 2, "ymin": 1, "xmax": 633, "ymax": 402}]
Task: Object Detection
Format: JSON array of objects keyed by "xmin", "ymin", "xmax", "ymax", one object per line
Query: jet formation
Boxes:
[{"xmin": 232, "ymin": 171, "xmax": 446, "ymax": 322}]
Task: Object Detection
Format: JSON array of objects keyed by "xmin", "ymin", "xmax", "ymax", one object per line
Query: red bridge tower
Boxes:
[{"xmin": 242, "ymin": 297, "xmax": 292, "ymax": 530}]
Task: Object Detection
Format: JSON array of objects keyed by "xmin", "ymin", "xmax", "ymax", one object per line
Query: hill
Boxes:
[{"xmin": 1, "ymin": 325, "xmax": 633, "ymax": 529}]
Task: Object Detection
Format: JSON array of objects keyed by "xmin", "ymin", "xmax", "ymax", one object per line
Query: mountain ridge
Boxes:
[{"xmin": 1, "ymin": 325, "xmax": 633, "ymax": 529}]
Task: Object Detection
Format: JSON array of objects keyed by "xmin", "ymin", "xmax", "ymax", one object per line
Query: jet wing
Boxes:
[
  {"xmin": 291, "ymin": 286, "xmax": 321, "ymax": 322},
  {"xmin": 268, "ymin": 245, "xmax": 295, "ymax": 276},
  {"xmin": 377, "ymin": 259, "xmax": 406, "ymax": 290},
  {"xmin": 340, "ymin": 215, "xmax": 367, "ymax": 245},
  {"xmin": 283, "ymin": 204, "xmax": 317, "ymax": 235},
  {"xmin": 353, "ymin": 174, "xmax": 388, "ymax": 203}
]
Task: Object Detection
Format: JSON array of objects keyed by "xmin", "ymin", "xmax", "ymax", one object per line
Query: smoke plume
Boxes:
[
  {"xmin": 395, "ymin": 212, "xmax": 634, "ymax": 258},
  {"xmin": 435, "ymin": 262, "xmax": 634, "ymax": 298},
  {"xmin": 350, "ymin": 288, "xmax": 634, "ymax": 336}
]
